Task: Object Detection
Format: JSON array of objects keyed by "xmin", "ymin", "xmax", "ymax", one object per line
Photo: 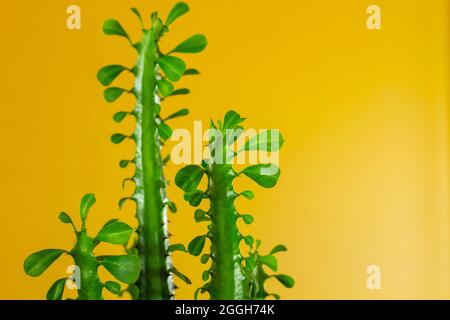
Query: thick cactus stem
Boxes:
[
  {"xmin": 207, "ymin": 164, "xmax": 244, "ymax": 299},
  {"xmin": 133, "ymin": 24, "xmax": 173, "ymax": 300}
]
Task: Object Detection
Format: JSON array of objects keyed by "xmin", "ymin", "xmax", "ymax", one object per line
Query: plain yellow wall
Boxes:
[{"xmin": 0, "ymin": 0, "xmax": 449, "ymax": 299}]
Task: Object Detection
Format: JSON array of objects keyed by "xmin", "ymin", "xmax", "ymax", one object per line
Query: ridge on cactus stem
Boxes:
[
  {"xmin": 24, "ymin": 194, "xmax": 140, "ymax": 300},
  {"xmin": 175, "ymin": 110, "xmax": 293, "ymax": 300},
  {"xmin": 98, "ymin": 2, "xmax": 207, "ymax": 300}
]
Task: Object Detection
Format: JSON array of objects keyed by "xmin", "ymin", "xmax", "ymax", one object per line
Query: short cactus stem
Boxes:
[
  {"xmin": 207, "ymin": 164, "xmax": 244, "ymax": 299},
  {"xmin": 70, "ymin": 232, "xmax": 103, "ymax": 300}
]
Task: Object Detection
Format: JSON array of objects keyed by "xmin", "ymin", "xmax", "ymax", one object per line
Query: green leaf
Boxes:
[
  {"xmin": 46, "ymin": 278, "xmax": 66, "ymax": 300},
  {"xmin": 270, "ymin": 245, "xmax": 288, "ymax": 255},
  {"xmin": 130, "ymin": 8, "xmax": 143, "ymax": 25},
  {"xmin": 119, "ymin": 160, "xmax": 130, "ymax": 168},
  {"xmin": 260, "ymin": 255, "xmax": 278, "ymax": 272},
  {"xmin": 97, "ymin": 65, "xmax": 127, "ymax": 86},
  {"xmin": 244, "ymin": 130, "xmax": 284, "ymax": 152},
  {"xmin": 58, "ymin": 212, "xmax": 73, "ymax": 224},
  {"xmin": 104, "ymin": 281, "xmax": 121, "ymax": 295},
  {"xmin": 168, "ymin": 243, "xmax": 187, "ymax": 253},
  {"xmin": 175, "ymin": 165, "xmax": 204, "ymax": 192},
  {"xmin": 102, "ymin": 255, "xmax": 140, "ymax": 284},
  {"xmin": 165, "ymin": 108, "xmax": 189, "ymax": 121},
  {"xmin": 159, "ymin": 56, "xmax": 186, "ymax": 82},
  {"xmin": 103, "ymin": 19, "xmax": 130, "ymax": 40},
  {"xmin": 157, "ymin": 79, "xmax": 174, "ymax": 97},
  {"xmin": 188, "ymin": 235, "xmax": 206, "ymax": 256},
  {"xmin": 194, "ymin": 209, "xmax": 210, "ymax": 223},
  {"xmin": 24, "ymin": 249, "xmax": 65, "ymax": 277},
  {"xmin": 243, "ymin": 235, "xmax": 254, "ymax": 247},
  {"xmin": 166, "ymin": 2, "xmax": 189, "ymax": 26},
  {"xmin": 96, "ymin": 220, "xmax": 133, "ymax": 245},
  {"xmin": 184, "ymin": 68, "xmax": 200, "ymax": 76},
  {"xmin": 171, "ymin": 88, "xmax": 190, "ymax": 96},
  {"xmin": 104, "ymin": 87, "xmax": 126, "ymax": 103},
  {"xmin": 166, "ymin": 201, "xmax": 177, "ymax": 213},
  {"xmin": 171, "ymin": 268, "xmax": 192, "ymax": 284},
  {"xmin": 241, "ymin": 190, "xmax": 254, "ymax": 200},
  {"xmin": 111, "ymin": 133, "xmax": 127, "ymax": 144},
  {"xmin": 188, "ymin": 191, "xmax": 204, "ymax": 207},
  {"xmin": 274, "ymin": 274, "xmax": 295, "ymax": 288},
  {"xmin": 223, "ymin": 110, "xmax": 245, "ymax": 130},
  {"xmin": 170, "ymin": 34, "xmax": 207, "ymax": 54},
  {"xmin": 158, "ymin": 122, "xmax": 173, "ymax": 141},
  {"xmin": 113, "ymin": 111, "xmax": 129, "ymax": 123},
  {"xmin": 200, "ymin": 254, "xmax": 210, "ymax": 264},
  {"xmin": 202, "ymin": 270, "xmax": 210, "ymax": 281},
  {"xmin": 128, "ymin": 284, "xmax": 139, "ymax": 300},
  {"xmin": 242, "ymin": 164, "xmax": 281, "ymax": 188},
  {"xmin": 80, "ymin": 193, "xmax": 96, "ymax": 224},
  {"xmin": 241, "ymin": 214, "xmax": 254, "ymax": 225}
]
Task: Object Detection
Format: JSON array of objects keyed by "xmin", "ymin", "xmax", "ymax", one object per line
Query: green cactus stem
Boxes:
[
  {"xmin": 24, "ymin": 194, "xmax": 140, "ymax": 300},
  {"xmin": 98, "ymin": 2, "xmax": 207, "ymax": 299},
  {"xmin": 176, "ymin": 110, "xmax": 291, "ymax": 300}
]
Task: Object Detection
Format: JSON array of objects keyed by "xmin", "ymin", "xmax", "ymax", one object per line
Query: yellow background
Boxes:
[{"xmin": 0, "ymin": 0, "xmax": 449, "ymax": 299}]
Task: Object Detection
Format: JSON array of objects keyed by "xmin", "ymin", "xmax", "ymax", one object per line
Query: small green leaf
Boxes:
[
  {"xmin": 96, "ymin": 220, "xmax": 133, "ymax": 245},
  {"xmin": 158, "ymin": 122, "xmax": 173, "ymax": 141},
  {"xmin": 270, "ymin": 245, "xmax": 288, "ymax": 255},
  {"xmin": 194, "ymin": 209, "xmax": 210, "ymax": 223},
  {"xmin": 202, "ymin": 270, "xmax": 210, "ymax": 281},
  {"xmin": 242, "ymin": 164, "xmax": 281, "ymax": 188},
  {"xmin": 104, "ymin": 281, "xmax": 121, "ymax": 295},
  {"xmin": 111, "ymin": 133, "xmax": 127, "ymax": 144},
  {"xmin": 157, "ymin": 79, "xmax": 174, "ymax": 97},
  {"xmin": 223, "ymin": 110, "xmax": 245, "ymax": 130},
  {"xmin": 168, "ymin": 243, "xmax": 187, "ymax": 253},
  {"xmin": 170, "ymin": 34, "xmax": 208, "ymax": 54},
  {"xmin": 175, "ymin": 165, "xmax": 204, "ymax": 192},
  {"xmin": 103, "ymin": 19, "xmax": 130, "ymax": 40},
  {"xmin": 171, "ymin": 88, "xmax": 190, "ymax": 96},
  {"xmin": 165, "ymin": 108, "xmax": 189, "ymax": 121},
  {"xmin": 166, "ymin": 2, "xmax": 189, "ymax": 26},
  {"xmin": 244, "ymin": 130, "xmax": 284, "ymax": 152},
  {"xmin": 188, "ymin": 235, "xmax": 206, "ymax": 256},
  {"xmin": 159, "ymin": 56, "xmax": 186, "ymax": 82},
  {"xmin": 171, "ymin": 268, "xmax": 192, "ymax": 284},
  {"xmin": 269, "ymin": 293, "xmax": 281, "ymax": 300},
  {"xmin": 58, "ymin": 212, "xmax": 73, "ymax": 224},
  {"xmin": 119, "ymin": 160, "xmax": 130, "ymax": 168},
  {"xmin": 97, "ymin": 65, "xmax": 127, "ymax": 86},
  {"xmin": 188, "ymin": 190, "xmax": 204, "ymax": 207},
  {"xmin": 243, "ymin": 235, "xmax": 254, "ymax": 247},
  {"xmin": 130, "ymin": 8, "xmax": 143, "ymax": 25},
  {"xmin": 241, "ymin": 190, "xmax": 254, "ymax": 200},
  {"xmin": 46, "ymin": 278, "xmax": 67, "ymax": 300},
  {"xmin": 200, "ymin": 254, "xmax": 210, "ymax": 264},
  {"xmin": 260, "ymin": 255, "xmax": 278, "ymax": 272},
  {"xmin": 104, "ymin": 87, "xmax": 126, "ymax": 103},
  {"xmin": 24, "ymin": 249, "xmax": 65, "ymax": 277},
  {"xmin": 80, "ymin": 193, "xmax": 96, "ymax": 224},
  {"xmin": 184, "ymin": 68, "xmax": 200, "ymax": 76},
  {"xmin": 241, "ymin": 214, "xmax": 254, "ymax": 225},
  {"xmin": 113, "ymin": 111, "xmax": 129, "ymax": 123},
  {"xmin": 166, "ymin": 201, "xmax": 177, "ymax": 213},
  {"xmin": 274, "ymin": 274, "xmax": 295, "ymax": 288},
  {"xmin": 102, "ymin": 255, "xmax": 140, "ymax": 284},
  {"xmin": 128, "ymin": 284, "xmax": 139, "ymax": 300}
]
